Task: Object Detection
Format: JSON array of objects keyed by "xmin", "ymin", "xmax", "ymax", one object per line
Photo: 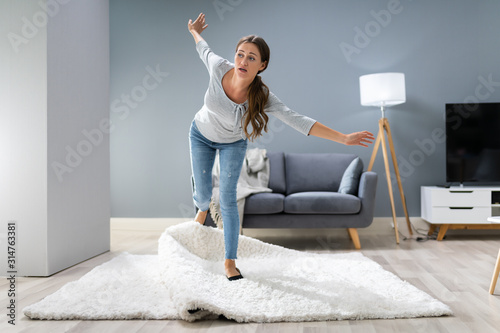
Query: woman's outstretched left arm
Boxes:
[{"xmin": 308, "ymin": 122, "xmax": 375, "ymax": 147}]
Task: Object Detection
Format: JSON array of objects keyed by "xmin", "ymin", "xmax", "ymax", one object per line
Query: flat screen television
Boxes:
[{"xmin": 446, "ymin": 102, "xmax": 500, "ymax": 184}]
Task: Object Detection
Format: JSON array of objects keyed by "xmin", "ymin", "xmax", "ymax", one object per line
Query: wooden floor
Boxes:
[{"xmin": 3, "ymin": 218, "xmax": 500, "ymax": 333}]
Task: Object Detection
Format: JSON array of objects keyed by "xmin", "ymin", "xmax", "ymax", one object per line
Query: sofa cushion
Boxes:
[
  {"xmin": 267, "ymin": 152, "xmax": 286, "ymax": 194},
  {"xmin": 244, "ymin": 192, "xmax": 285, "ymax": 214},
  {"xmin": 284, "ymin": 192, "xmax": 361, "ymax": 214},
  {"xmin": 338, "ymin": 157, "xmax": 364, "ymax": 195},
  {"xmin": 285, "ymin": 153, "xmax": 357, "ymax": 195}
]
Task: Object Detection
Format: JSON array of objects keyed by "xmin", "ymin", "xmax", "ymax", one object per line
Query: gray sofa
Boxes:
[{"xmin": 204, "ymin": 152, "xmax": 378, "ymax": 249}]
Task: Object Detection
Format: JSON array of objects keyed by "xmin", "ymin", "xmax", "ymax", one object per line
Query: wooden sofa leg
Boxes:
[{"xmin": 347, "ymin": 228, "xmax": 361, "ymax": 250}]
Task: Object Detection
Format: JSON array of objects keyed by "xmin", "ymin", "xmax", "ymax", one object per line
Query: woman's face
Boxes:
[{"xmin": 234, "ymin": 42, "xmax": 267, "ymax": 79}]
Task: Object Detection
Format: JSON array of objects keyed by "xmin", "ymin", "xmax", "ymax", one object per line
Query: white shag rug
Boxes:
[{"xmin": 24, "ymin": 222, "xmax": 452, "ymax": 322}]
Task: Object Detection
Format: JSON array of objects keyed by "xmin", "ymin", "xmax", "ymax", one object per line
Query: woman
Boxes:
[{"xmin": 187, "ymin": 13, "xmax": 374, "ymax": 280}]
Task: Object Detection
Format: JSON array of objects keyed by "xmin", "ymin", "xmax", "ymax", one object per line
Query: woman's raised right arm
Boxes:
[{"xmin": 188, "ymin": 13, "xmax": 208, "ymax": 44}]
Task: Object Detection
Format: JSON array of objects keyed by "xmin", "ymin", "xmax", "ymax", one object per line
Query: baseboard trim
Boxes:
[
  {"xmin": 111, "ymin": 218, "xmax": 192, "ymax": 231},
  {"xmin": 110, "ymin": 217, "xmax": 429, "ymax": 233},
  {"xmin": 110, "ymin": 216, "xmax": 500, "ymax": 239}
]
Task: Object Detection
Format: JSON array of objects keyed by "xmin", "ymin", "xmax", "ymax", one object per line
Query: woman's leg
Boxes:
[
  {"xmin": 189, "ymin": 122, "xmax": 216, "ymax": 222},
  {"xmin": 218, "ymin": 139, "xmax": 247, "ymax": 276}
]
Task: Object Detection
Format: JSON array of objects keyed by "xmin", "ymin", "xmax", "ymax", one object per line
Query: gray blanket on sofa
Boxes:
[{"xmin": 209, "ymin": 148, "xmax": 272, "ymax": 231}]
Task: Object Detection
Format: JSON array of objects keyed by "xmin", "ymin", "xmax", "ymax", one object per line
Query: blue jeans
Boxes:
[{"xmin": 189, "ymin": 121, "xmax": 247, "ymax": 259}]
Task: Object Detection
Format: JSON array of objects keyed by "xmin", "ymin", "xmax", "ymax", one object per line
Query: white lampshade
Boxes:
[{"xmin": 359, "ymin": 73, "xmax": 406, "ymax": 107}]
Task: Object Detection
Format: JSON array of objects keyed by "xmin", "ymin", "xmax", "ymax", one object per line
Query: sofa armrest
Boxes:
[{"xmin": 356, "ymin": 171, "xmax": 378, "ymax": 227}]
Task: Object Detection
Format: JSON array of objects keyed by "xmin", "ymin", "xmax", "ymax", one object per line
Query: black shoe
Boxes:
[{"xmin": 226, "ymin": 268, "xmax": 243, "ymax": 281}]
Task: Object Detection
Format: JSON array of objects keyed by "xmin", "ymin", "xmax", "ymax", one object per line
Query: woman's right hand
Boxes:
[{"xmin": 188, "ymin": 13, "xmax": 208, "ymax": 35}]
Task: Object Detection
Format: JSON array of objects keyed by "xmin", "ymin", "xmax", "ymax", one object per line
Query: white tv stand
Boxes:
[{"xmin": 421, "ymin": 186, "xmax": 500, "ymax": 240}]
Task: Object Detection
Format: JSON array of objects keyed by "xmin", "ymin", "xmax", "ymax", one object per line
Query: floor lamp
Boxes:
[{"xmin": 359, "ymin": 73, "xmax": 413, "ymax": 244}]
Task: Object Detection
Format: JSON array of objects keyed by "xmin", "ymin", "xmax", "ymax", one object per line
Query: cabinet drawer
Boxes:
[
  {"xmin": 428, "ymin": 207, "xmax": 491, "ymax": 224},
  {"xmin": 432, "ymin": 189, "xmax": 490, "ymax": 207}
]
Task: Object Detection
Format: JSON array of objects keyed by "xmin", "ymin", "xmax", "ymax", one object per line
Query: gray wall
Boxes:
[
  {"xmin": 1, "ymin": 0, "xmax": 110, "ymax": 276},
  {"xmin": 110, "ymin": 0, "xmax": 500, "ymax": 218},
  {"xmin": 46, "ymin": 0, "xmax": 110, "ymax": 275}
]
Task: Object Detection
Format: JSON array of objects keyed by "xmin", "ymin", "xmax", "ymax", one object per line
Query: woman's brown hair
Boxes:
[{"xmin": 237, "ymin": 35, "xmax": 270, "ymax": 141}]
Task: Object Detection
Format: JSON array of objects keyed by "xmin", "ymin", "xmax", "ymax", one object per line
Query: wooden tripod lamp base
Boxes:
[
  {"xmin": 359, "ymin": 72, "xmax": 411, "ymax": 244},
  {"xmin": 367, "ymin": 117, "xmax": 413, "ymax": 243}
]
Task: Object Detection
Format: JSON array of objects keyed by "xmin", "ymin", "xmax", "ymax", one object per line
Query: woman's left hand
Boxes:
[{"xmin": 344, "ymin": 131, "xmax": 375, "ymax": 147}]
